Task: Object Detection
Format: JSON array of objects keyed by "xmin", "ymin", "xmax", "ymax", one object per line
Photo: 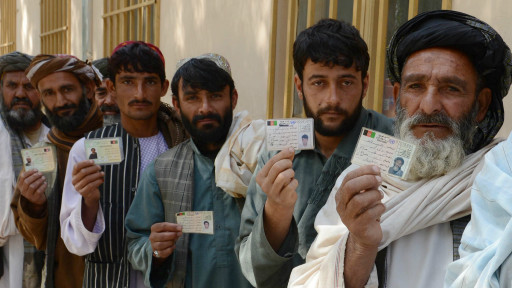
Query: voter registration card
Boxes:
[
  {"xmin": 84, "ymin": 137, "xmax": 124, "ymax": 165},
  {"xmin": 21, "ymin": 146, "xmax": 57, "ymax": 172},
  {"xmin": 266, "ymin": 118, "xmax": 314, "ymax": 151},
  {"xmin": 351, "ymin": 128, "xmax": 416, "ymax": 180},
  {"xmin": 176, "ymin": 211, "xmax": 214, "ymax": 234}
]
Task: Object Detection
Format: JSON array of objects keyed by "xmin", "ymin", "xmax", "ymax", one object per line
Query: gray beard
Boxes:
[
  {"xmin": 394, "ymin": 103, "xmax": 478, "ymax": 181},
  {"xmin": 102, "ymin": 114, "xmax": 121, "ymax": 126}
]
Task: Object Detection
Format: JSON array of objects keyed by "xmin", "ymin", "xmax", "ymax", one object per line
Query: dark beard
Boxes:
[
  {"xmin": 45, "ymin": 95, "xmax": 91, "ymax": 133},
  {"xmin": 302, "ymin": 88, "xmax": 363, "ymax": 137},
  {"xmin": 180, "ymin": 106, "xmax": 233, "ymax": 154},
  {"xmin": 1, "ymin": 93, "xmax": 43, "ymax": 131}
]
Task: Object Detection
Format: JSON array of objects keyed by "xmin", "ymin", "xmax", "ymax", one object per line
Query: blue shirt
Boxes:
[{"xmin": 125, "ymin": 141, "xmax": 252, "ymax": 288}]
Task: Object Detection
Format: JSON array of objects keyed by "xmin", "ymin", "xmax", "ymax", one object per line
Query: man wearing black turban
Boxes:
[{"xmin": 286, "ymin": 10, "xmax": 512, "ymax": 288}]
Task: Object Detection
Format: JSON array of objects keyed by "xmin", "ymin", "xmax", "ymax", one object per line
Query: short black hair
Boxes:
[
  {"xmin": 171, "ymin": 58, "xmax": 235, "ymax": 100},
  {"xmin": 302, "ymin": 134, "xmax": 308, "ymax": 139},
  {"xmin": 293, "ymin": 19, "xmax": 369, "ymax": 81},
  {"xmin": 109, "ymin": 42, "xmax": 165, "ymax": 85},
  {"xmin": 394, "ymin": 157, "xmax": 404, "ymax": 164}
]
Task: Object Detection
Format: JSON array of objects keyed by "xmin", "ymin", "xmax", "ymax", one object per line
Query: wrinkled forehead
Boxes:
[{"xmin": 1, "ymin": 70, "xmax": 31, "ymax": 83}]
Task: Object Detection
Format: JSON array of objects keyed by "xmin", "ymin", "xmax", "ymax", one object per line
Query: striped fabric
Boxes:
[
  {"xmin": 154, "ymin": 139, "xmax": 194, "ymax": 288},
  {"xmin": 84, "ymin": 123, "xmax": 140, "ymax": 288},
  {"xmin": 450, "ymin": 215, "xmax": 471, "ymax": 261}
]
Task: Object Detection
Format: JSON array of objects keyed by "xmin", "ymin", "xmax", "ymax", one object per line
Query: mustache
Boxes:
[
  {"xmin": 192, "ymin": 113, "xmax": 221, "ymax": 124},
  {"xmin": 128, "ymin": 99, "xmax": 152, "ymax": 105},
  {"xmin": 316, "ymin": 105, "xmax": 349, "ymax": 116},
  {"xmin": 11, "ymin": 97, "xmax": 33, "ymax": 107},
  {"xmin": 100, "ymin": 105, "xmax": 120, "ymax": 113},
  {"xmin": 53, "ymin": 103, "xmax": 78, "ymax": 113},
  {"xmin": 407, "ymin": 111, "xmax": 455, "ymax": 127}
]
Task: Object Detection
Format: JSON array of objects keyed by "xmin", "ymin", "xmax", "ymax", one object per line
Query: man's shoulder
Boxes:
[
  {"xmin": 364, "ymin": 109, "xmax": 394, "ymax": 134},
  {"xmin": 85, "ymin": 123, "xmax": 122, "ymax": 138},
  {"xmin": 155, "ymin": 139, "xmax": 193, "ymax": 162}
]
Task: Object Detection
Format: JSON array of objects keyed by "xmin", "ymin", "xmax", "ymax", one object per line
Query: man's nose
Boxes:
[{"xmin": 418, "ymin": 87, "xmax": 443, "ymax": 115}]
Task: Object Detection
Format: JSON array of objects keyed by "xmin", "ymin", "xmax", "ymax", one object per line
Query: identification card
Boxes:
[
  {"xmin": 351, "ymin": 128, "xmax": 416, "ymax": 180},
  {"xmin": 266, "ymin": 118, "xmax": 314, "ymax": 151},
  {"xmin": 21, "ymin": 146, "xmax": 57, "ymax": 172},
  {"xmin": 84, "ymin": 137, "xmax": 124, "ymax": 165},
  {"xmin": 176, "ymin": 211, "xmax": 214, "ymax": 234}
]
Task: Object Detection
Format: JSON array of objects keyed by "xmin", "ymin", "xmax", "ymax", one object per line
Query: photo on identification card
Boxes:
[
  {"xmin": 21, "ymin": 146, "xmax": 57, "ymax": 172},
  {"xmin": 351, "ymin": 128, "xmax": 416, "ymax": 180},
  {"xmin": 84, "ymin": 137, "xmax": 124, "ymax": 165},
  {"xmin": 266, "ymin": 118, "xmax": 314, "ymax": 151},
  {"xmin": 176, "ymin": 211, "xmax": 214, "ymax": 235}
]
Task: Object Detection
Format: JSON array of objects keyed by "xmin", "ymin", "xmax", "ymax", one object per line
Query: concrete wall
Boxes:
[
  {"xmin": 159, "ymin": 0, "xmax": 272, "ymax": 119},
  {"xmin": 453, "ymin": 0, "xmax": 512, "ymax": 138}
]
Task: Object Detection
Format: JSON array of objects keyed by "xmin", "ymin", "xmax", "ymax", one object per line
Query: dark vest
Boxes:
[{"xmin": 84, "ymin": 123, "xmax": 141, "ymax": 288}]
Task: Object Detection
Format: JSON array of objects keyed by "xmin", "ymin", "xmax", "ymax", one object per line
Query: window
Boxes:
[
  {"xmin": 0, "ymin": 0, "xmax": 16, "ymax": 54},
  {"xmin": 41, "ymin": 0, "xmax": 71, "ymax": 54},
  {"xmin": 102, "ymin": 0, "xmax": 160, "ymax": 56},
  {"xmin": 267, "ymin": 0, "xmax": 451, "ymax": 118}
]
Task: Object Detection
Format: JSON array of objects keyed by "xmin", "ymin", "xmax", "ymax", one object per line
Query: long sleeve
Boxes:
[
  {"xmin": 445, "ymin": 133, "xmax": 512, "ymax": 287},
  {"xmin": 10, "ymin": 182, "xmax": 49, "ymax": 250},
  {"xmin": 59, "ymin": 137, "xmax": 105, "ymax": 256},
  {"xmin": 235, "ymin": 153, "xmax": 300, "ymax": 288},
  {"xmin": 126, "ymin": 162, "xmax": 173, "ymax": 288},
  {"xmin": 0, "ymin": 119, "xmax": 17, "ymax": 246}
]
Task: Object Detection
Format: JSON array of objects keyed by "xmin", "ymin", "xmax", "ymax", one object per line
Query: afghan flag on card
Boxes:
[
  {"xmin": 267, "ymin": 120, "xmax": 278, "ymax": 126},
  {"xmin": 363, "ymin": 129, "xmax": 376, "ymax": 138}
]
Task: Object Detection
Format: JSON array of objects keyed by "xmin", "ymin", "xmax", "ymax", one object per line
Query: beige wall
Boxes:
[
  {"xmin": 453, "ymin": 0, "xmax": 512, "ymax": 138},
  {"xmin": 159, "ymin": 0, "xmax": 272, "ymax": 119},
  {"xmin": 16, "ymin": 0, "xmax": 40, "ymax": 55}
]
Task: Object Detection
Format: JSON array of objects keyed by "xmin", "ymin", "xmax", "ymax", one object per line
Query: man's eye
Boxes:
[
  {"xmin": 312, "ymin": 81, "xmax": 324, "ymax": 86},
  {"xmin": 447, "ymin": 86, "xmax": 461, "ymax": 92},
  {"xmin": 342, "ymin": 80, "xmax": 353, "ymax": 86},
  {"xmin": 408, "ymin": 83, "xmax": 422, "ymax": 89}
]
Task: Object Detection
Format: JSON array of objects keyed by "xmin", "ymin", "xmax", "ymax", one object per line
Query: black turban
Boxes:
[
  {"xmin": 92, "ymin": 57, "xmax": 110, "ymax": 79},
  {"xmin": 387, "ymin": 10, "xmax": 512, "ymax": 151},
  {"xmin": 0, "ymin": 51, "xmax": 33, "ymax": 79}
]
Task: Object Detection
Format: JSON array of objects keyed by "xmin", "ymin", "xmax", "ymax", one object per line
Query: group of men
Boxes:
[{"xmin": 0, "ymin": 9, "xmax": 511, "ymax": 288}]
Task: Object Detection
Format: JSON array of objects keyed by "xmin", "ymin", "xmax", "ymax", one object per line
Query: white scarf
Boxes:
[
  {"xmin": 288, "ymin": 139, "xmax": 502, "ymax": 288},
  {"xmin": 214, "ymin": 111, "xmax": 265, "ymax": 198}
]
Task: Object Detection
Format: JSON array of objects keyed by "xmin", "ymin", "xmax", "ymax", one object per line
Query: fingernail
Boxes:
[
  {"xmin": 42, "ymin": 176, "xmax": 46, "ymax": 181},
  {"xmin": 376, "ymin": 176, "xmax": 382, "ymax": 183},
  {"xmin": 288, "ymin": 147, "xmax": 294, "ymax": 153},
  {"xmin": 373, "ymin": 166, "xmax": 380, "ymax": 173}
]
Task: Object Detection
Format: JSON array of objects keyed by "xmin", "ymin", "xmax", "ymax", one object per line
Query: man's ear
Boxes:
[
  {"xmin": 172, "ymin": 95, "xmax": 181, "ymax": 116},
  {"xmin": 106, "ymin": 79, "xmax": 116, "ymax": 100},
  {"xmin": 361, "ymin": 73, "xmax": 369, "ymax": 100},
  {"xmin": 86, "ymin": 82, "xmax": 97, "ymax": 100},
  {"xmin": 476, "ymin": 87, "xmax": 492, "ymax": 123},
  {"xmin": 393, "ymin": 82, "xmax": 401, "ymax": 103},
  {"xmin": 294, "ymin": 74, "xmax": 303, "ymax": 100},
  {"xmin": 231, "ymin": 88, "xmax": 238, "ymax": 110},
  {"xmin": 160, "ymin": 79, "xmax": 170, "ymax": 97}
]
